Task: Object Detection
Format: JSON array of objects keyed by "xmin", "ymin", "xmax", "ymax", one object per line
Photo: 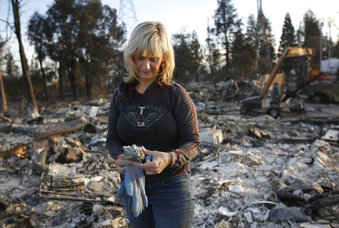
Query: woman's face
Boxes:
[{"xmin": 133, "ymin": 54, "xmax": 163, "ymax": 83}]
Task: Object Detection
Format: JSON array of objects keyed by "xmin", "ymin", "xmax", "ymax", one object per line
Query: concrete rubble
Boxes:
[{"xmin": 0, "ymin": 83, "xmax": 338, "ymax": 227}]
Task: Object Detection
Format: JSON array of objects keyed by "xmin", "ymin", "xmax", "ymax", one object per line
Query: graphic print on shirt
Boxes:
[{"xmin": 126, "ymin": 105, "xmax": 164, "ymax": 128}]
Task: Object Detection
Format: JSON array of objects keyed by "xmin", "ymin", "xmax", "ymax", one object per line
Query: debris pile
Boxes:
[
  {"xmin": 0, "ymin": 99, "xmax": 129, "ymax": 227},
  {"xmin": 0, "ymin": 83, "xmax": 338, "ymax": 227}
]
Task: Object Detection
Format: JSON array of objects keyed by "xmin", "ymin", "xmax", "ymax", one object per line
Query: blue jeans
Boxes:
[{"xmin": 121, "ymin": 170, "xmax": 195, "ymax": 228}]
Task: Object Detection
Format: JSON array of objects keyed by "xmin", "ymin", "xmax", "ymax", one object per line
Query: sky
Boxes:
[{"xmin": 0, "ymin": 0, "xmax": 338, "ymax": 61}]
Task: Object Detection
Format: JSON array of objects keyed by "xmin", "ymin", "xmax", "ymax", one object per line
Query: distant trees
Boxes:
[
  {"xmin": 1, "ymin": 0, "xmax": 337, "ymax": 106},
  {"xmin": 207, "ymin": 0, "xmax": 275, "ymax": 81},
  {"xmin": 213, "ymin": 0, "xmax": 239, "ymax": 73},
  {"xmin": 206, "ymin": 23, "xmax": 221, "ymax": 75},
  {"xmin": 27, "ymin": 12, "xmax": 49, "ymax": 101},
  {"xmin": 231, "ymin": 21, "xmax": 256, "ymax": 78},
  {"xmin": 278, "ymin": 12, "xmax": 296, "ymax": 75},
  {"xmin": 206, "ymin": 0, "xmax": 241, "ymax": 81},
  {"xmin": 190, "ymin": 32, "xmax": 204, "ymax": 81},
  {"xmin": 278, "ymin": 13, "xmax": 296, "ymax": 53},
  {"xmin": 27, "ymin": 0, "xmax": 125, "ymax": 100},
  {"xmin": 303, "ymin": 11, "xmax": 321, "ymax": 49},
  {"xmin": 256, "ymin": 13, "xmax": 275, "ymax": 76},
  {"xmin": 333, "ymin": 41, "xmax": 339, "ymax": 59},
  {"xmin": 5, "ymin": 52, "xmax": 19, "ymax": 78},
  {"xmin": 172, "ymin": 31, "xmax": 204, "ymax": 84},
  {"xmin": 298, "ymin": 10, "xmax": 321, "ymax": 69},
  {"xmin": 245, "ymin": 14, "xmax": 260, "ymax": 78}
]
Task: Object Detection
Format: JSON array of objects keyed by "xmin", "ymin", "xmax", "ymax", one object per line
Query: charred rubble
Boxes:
[{"xmin": 0, "ymin": 82, "xmax": 338, "ymax": 228}]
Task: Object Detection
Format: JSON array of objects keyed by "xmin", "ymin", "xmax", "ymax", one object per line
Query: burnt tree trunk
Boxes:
[
  {"xmin": 66, "ymin": 59, "xmax": 77, "ymax": 100},
  {"xmin": 11, "ymin": 0, "xmax": 39, "ymax": 116},
  {"xmin": 0, "ymin": 70, "xmax": 7, "ymax": 113},
  {"xmin": 58, "ymin": 61, "xmax": 65, "ymax": 101},
  {"xmin": 38, "ymin": 54, "xmax": 48, "ymax": 101},
  {"xmin": 69, "ymin": 69, "xmax": 77, "ymax": 100}
]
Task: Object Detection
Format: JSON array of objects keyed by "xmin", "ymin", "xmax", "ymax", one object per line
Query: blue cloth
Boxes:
[
  {"xmin": 118, "ymin": 165, "xmax": 148, "ymax": 217},
  {"xmin": 120, "ymin": 170, "xmax": 195, "ymax": 228}
]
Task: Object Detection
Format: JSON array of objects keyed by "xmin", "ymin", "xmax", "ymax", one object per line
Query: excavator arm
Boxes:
[{"xmin": 260, "ymin": 47, "xmax": 315, "ymax": 98}]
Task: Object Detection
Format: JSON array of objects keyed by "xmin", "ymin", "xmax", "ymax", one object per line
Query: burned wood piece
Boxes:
[
  {"xmin": 200, "ymin": 128, "xmax": 224, "ymax": 144},
  {"xmin": 40, "ymin": 174, "xmax": 85, "ymax": 197},
  {"xmin": 83, "ymin": 123, "xmax": 96, "ymax": 133},
  {"xmin": 26, "ymin": 116, "xmax": 44, "ymax": 125},
  {"xmin": 321, "ymin": 129, "xmax": 339, "ymax": 143},
  {"xmin": 45, "ymin": 136, "xmax": 87, "ymax": 164},
  {"xmin": 0, "ymin": 200, "xmax": 6, "ymax": 214},
  {"xmin": 282, "ymin": 138, "xmax": 315, "ymax": 144},
  {"xmin": 39, "ymin": 174, "xmax": 118, "ymax": 205},
  {"xmin": 87, "ymin": 138, "xmax": 106, "ymax": 151},
  {"xmin": 277, "ymin": 190, "xmax": 307, "ymax": 207},
  {"xmin": 1, "ymin": 201, "xmax": 35, "ymax": 227},
  {"xmin": 293, "ymin": 118, "xmax": 339, "ymax": 126},
  {"xmin": 0, "ymin": 144, "xmax": 28, "ymax": 159},
  {"xmin": 31, "ymin": 139, "xmax": 49, "ymax": 175},
  {"xmin": 40, "ymin": 194, "xmax": 119, "ymax": 205},
  {"xmin": 96, "ymin": 116, "xmax": 108, "ymax": 124},
  {"xmin": 41, "ymin": 175, "xmax": 85, "ymax": 191},
  {"xmin": 303, "ymin": 190, "xmax": 339, "ymax": 215},
  {"xmin": 276, "ymin": 179, "xmax": 323, "ymax": 207},
  {"xmin": 81, "ymin": 202, "xmax": 93, "ymax": 216},
  {"xmin": 248, "ymin": 127, "xmax": 270, "ymax": 139},
  {"xmin": 269, "ymin": 207, "xmax": 311, "ymax": 222},
  {"xmin": 0, "ymin": 113, "xmax": 12, "ymax": 123},
  {"xmin": 0, "ymin": 122, "xmax": 11, "ymax": 134},
  {"xmin": 55, "ymin": 147, "xmax": 84, "ymax": 164},
  {"xmin": 34, "ymin": 119, "xmax": 86, "ymax": 140}
]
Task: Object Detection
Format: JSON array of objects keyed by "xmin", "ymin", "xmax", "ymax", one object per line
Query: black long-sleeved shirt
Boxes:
[{"xmin": 106, "ymin": 81, "xmax": 200, "ymax": 181}]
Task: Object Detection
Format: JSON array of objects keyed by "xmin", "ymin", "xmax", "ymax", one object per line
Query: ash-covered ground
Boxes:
[{"xmin": 0, "ymin": 81, "xmax": 338, "ymax": 227}]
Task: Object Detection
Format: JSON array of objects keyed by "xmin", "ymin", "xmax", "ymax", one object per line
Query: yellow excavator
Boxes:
[{"xmin": 241, "ymin": 47, "xmax": 325, "ymax": 118}]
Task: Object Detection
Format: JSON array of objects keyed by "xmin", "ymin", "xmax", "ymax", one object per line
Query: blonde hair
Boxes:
[{"xmin": 124, "ymin": 21, "xmax": 175, "ymax": 87}]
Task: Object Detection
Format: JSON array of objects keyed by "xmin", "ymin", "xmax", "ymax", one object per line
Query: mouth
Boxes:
[{"xmin": 140, "ymin": 70, "xmax": 153, "ymax": 75}]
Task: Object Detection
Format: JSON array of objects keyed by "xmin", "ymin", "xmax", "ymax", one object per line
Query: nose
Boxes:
[{"xmin": 142, "ymin": 59, "xmax": 150, "ymax": 69}]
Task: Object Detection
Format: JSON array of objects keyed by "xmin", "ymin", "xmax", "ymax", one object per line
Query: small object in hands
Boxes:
[
  {"xmin": 123, "ymin": 144, "xmax": 145, "ymax": 163},
  {"xmin": 145, "ymin": 155, "xmax": 152, "ymax": 163}
]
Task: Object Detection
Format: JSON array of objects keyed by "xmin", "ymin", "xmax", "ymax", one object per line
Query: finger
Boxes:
[
  {"xmin": 142, "ymin": 147, "xmax": 151, "ymax": 155},
  {"xmin": 132, "ymin": 162, "xmax": 144, "ymax": 168},
  {"xmin": 144, "ymin": 170, "xmax": 154, "ymax": 175},
  {"xmin": 117, "ymin": 154, "xmax": 125, "ymax": 160},
  {"xmin": 117, "ymin": 158, "xmax": 132, "ymax": 166},
  {"xmin": 118, "ymin": 166, "xmax": 125, "ymax": 174},
  {"xmin": 123, "ymin": 160, "xmax": 133, "ymax": 166},
  {"xmin": 133, "ymin": 161, "xmax": 151, "ymax": 169},
  {"xmin": 143, "ymin": 150, "xmax": 155, "ymax": 157}
]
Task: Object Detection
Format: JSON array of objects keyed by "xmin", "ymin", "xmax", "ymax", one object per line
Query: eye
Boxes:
[
  {"xmin": 150, "ymin": 57, "xmax": 159, "ymax": 62},
  {"xmin": 137, "ymin": 56, "xmax": 145, "ymax": 61}
]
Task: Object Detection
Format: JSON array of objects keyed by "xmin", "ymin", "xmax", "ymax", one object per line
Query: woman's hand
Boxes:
[
  {"xmin": 133, "ymin": 147, "xmax": 172, "ymax": 175},
  {"xmin": 115, "ymin": 154, "xmax": 133, "ymax": 174}
]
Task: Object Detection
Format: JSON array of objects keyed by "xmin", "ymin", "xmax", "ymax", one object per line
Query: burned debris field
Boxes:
[
  {"xmin": 1, "ymin": 0, "xmax": 338, "ymax": 226},
  {"xmin": 0, "ymin": 81, "xmax": 338, "ymax": 228}
]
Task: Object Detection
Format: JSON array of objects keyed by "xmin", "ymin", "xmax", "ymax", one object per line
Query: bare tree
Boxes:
[
  {"xmin": 11, "ymin": 0, "xmax": 39, "ymax": 117},
  {"xmin": 0, "ymin": 41, "xmax": 8, "ymax": 114}
]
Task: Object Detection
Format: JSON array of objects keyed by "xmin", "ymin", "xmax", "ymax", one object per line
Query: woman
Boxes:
[{"xmin": 106, "ymin": 21, "xmax": 200, "ymax": 228}]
